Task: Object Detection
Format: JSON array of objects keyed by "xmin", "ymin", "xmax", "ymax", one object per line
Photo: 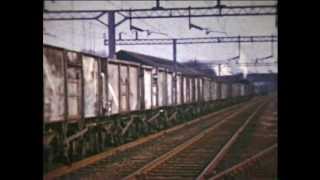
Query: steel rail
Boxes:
[
  {"xmin": 123, "ymin": 98, "xmax": 265, "ymax": 180},
  {"xmin": 208, "ymin": 143, "xmax": 278, "ymax": 180},
  {"xmin": 196, "ymin": 99, "xmax": 270, "ymax": 180},
  {"xmin": 44, "ymin": 98, "xmax": 255, "ymax": 180}
]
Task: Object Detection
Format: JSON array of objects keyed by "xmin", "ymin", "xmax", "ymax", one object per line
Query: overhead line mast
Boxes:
[
  {"xmin": 44, "ymin": 0, "xmax": 278, "ymax": 74},
  {"xmin": 44, "ymin": 0, "xmax": 277, "ymax": 58}
]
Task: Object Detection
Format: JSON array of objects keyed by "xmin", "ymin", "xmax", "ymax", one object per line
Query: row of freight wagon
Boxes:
[{"xmin": 44, "ymin": 45, "xmax": 253, "ymax": 124}]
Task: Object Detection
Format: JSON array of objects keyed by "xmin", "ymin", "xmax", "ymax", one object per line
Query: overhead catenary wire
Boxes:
[
  {"xmin": 106, "ymin": 0, "xmax": 173, "ymax": 59},
  {"xmin": 44, "ymin": 23, "xmax": 104, "ymax": 40},
  {"xmin": 44, "ymin": 0, "xmax": 277, "ymax": 74},
  {"xmin": 107, "ymin": 0, "xmax": 169, "ymax": 37}
]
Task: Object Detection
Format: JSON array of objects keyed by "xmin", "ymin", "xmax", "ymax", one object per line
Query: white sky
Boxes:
[{"xmin": 43, "ymin": 0, "xmax": 278, "ymax": 76}]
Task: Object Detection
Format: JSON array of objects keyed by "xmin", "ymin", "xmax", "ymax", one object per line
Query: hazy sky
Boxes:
[{"xmin": 43, "ymin": 0, "xmax": 278, "ymax": 75}]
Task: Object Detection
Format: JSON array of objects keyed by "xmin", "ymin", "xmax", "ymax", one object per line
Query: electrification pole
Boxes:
[
  {"xmin": 173, "ymin": 39, "xmax": 177, "ymax": 69},
  {"xmin": 156, "ymin": 0, "xmax": 161, "ymax": 9},
  {"xmin": 173, "ymin": 39, "xmax": 177, "ymax": 105},
  {"xmin": 217, "ymin": 0, "xmax": 221, "ymax": 7},
  {"xmin": 108, "ymin": 11, "xmax": 116, "ymax": 59},
  {"xmin": 238, "ymin": 36, "xmax": 241, "ymax": 60}
]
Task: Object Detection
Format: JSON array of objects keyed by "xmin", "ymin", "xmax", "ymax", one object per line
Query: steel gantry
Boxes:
[
  {"xmin": 44, "ymin": 0, "xmax": 277, "ymax": 58},
  {"xmin": 43, "ymin": 4, "xmax": 277, "ymax": 21},
  {"xmin": 104, "ymin": 35, "xmax": 277, "ymax": 45},
  {"xmin": 104, "ymin": 35, "xmax": 277, "ymax": 76},
  {"xmin": 44, "ymin": 0, "xmax": 277, "ymax": 78}
]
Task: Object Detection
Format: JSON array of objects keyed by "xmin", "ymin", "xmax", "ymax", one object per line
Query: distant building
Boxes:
[
  {"xmin": 116, "ymin": 50, "xmax": 214, "ymax": 77},
  {"xmin": 213, "ymin": 73, "xmax": 252, "ymax": 98},
  {"xmin": 182, "ymin": 60, "xmax": 217, "ymax": 77},
  {"xmin": 246, "ymin": 73, "xmax": 277, "ymax": 95},
  {"xmin": 215, "ymin": 73, "xmax": 245, "ymax": 82}
]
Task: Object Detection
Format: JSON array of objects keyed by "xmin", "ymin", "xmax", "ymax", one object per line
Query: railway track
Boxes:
[
  {"xmin": 207, "ymin": 144, "xmax": 277, "ymax": 180},
  {"xmin": 124, "ymin": 97, "xmax": 270, "ymax": 180},
  {"xmin": 47, "ymin": 97, "xmax": 263, "ymax": 180},
  {"xmin": 202, "ymin": 96, "xmax": 278, "ymax": 180}
]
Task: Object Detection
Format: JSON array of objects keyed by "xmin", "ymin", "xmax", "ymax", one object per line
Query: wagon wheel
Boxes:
[
  {"xmin": 78, "ymin": 117, "xmax": 86, "ymax": 131},
  {"xmin": 94, "ymin": 127, "xmax": 102, "ymax": 153},
  {"xmin": 43, "ymin": 128, "xmax": 56, "ymax": 172},
  {"xmin": 100, "ymin": 128, "xmax": 107, "ymax": 150},
  {"xmin": 111, "ymin": 120, "xmax": 122, "ymax": 146},
  {"xmin": 97, "ymin": 127, "xmax": 104, "ymax": 152},
  {"xmin": 61, "ymin": 122, "xmax": 72, "ymax": 164}
]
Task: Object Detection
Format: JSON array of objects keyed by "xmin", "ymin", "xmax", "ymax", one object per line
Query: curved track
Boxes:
[
  {"xmin": 205, "ymin": 96, "xmax": 278, "ymax": 180},
  {"xmin": 125, "ymin": 97, "xmax": 270, "ymax": 180},
  {"xmin": 48, "ymin": 98, "xmax": 262, "ymax": 180}
]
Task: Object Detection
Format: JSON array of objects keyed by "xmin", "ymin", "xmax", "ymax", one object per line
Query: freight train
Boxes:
[{"xmin": 43, "ymin": 45, "xmax": 254, "ymax": 171}]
